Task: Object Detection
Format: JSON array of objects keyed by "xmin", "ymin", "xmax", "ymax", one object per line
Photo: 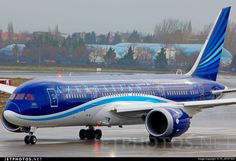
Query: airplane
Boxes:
[{"xmin": 1, "ymin": 6, "xmax": 236, "ymax": 145}]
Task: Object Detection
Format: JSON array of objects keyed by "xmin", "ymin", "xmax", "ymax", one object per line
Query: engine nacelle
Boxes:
[
  {"xmin": 145, "ymin": 108, "xmax": 190, "ymax": 138},
  {"xmin": 1, "ymin": 114, "xmax": 30, "ymax": 133}
]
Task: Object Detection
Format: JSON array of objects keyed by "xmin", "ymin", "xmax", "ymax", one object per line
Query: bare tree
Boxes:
[
  {"xmin": 197, "ymin": 21, "xmax": 236, "ymax": 55},
  {"xmin": 225, "ymin": 22, "xmax": 236, "ymax": 54},
  {"xmin": 128, "ymin": 30, "xmax": 141, "ymax": 43},
  {"xmin": 54, "ymin": 24, "xmax": 60, "ymax": 39},
  {"xmin": 8, "ymin": 22, "xmax": 14, "ymax": 43},
  {"xmin": 134, "ymin": 47, "xmax": 153, "ymax": 65},
  {"xmin": 154, "ymin": 19, "xmax": 192, "ymax": 44},
  {"xmin": 196, "ymin": 23, "xmax": 213, "ymax": 43},
  {"xmin": 0, "ymin": 29, "xmax": 3, "ymax": 46},
  {"xmin": 12, "ymin": 44, "xmax": 19, "ymax": 63},
  {"xmin": 89, "ymin": 48, "xmax": 106, "ymax": 64}
]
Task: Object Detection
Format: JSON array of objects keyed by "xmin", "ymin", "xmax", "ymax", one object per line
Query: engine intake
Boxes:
[{"xmin": 145, "ymin": 108, "xmax": 190, "ymax": 138}]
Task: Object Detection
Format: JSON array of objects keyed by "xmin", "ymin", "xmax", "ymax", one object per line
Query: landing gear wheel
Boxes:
[
  {"xmin": 79, "ymin": 127, "xmax": 103, "ymax": 140},
  {"xmin": 149, "ymin": 134, "xmax": 172, "ymax": 144},
  {"xmin": 79, "ymin": 129, "xmax": 86, "ymax": 140},
  {"xmin": 165, "ymin": 138, "xmax": 172, "ymax": 143},
  {"xmin": 95, "ymin": 129, "xmax": 102, "ymax": 140},
  {"xmin": 24, "ymin": 135, "xmax": 30, "ymax": 144},
  {"xmin": 24, "ymin": 135, "xmax": 37, "ymax": 144},
  {"xmin": 86, "ymin": 129, "xmax": 95, "ymax": 140},
  {"xmin": 156, "ymin": 137, "xmax": 164, "ymax": 143},
  {"xmin": 149, "ymin": 134, "xmax": 155, "ymax": 143},
  {"xmin": 30, "ymin": 135, "xmax": 37, "ymax": 144}
]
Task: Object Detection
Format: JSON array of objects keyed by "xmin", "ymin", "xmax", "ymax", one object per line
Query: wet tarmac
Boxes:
[{"xmin": 0, "ymin": 73, "xmax": 236, "ymax": 157}]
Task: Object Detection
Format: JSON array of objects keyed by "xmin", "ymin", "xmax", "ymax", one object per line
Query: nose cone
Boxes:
[
  {"xmin": 4, "ymin": 102, "xmax": 21, "ymax": 114},
  {"xmin": 2, "ymin": 102, "xmax": 23, "ymax": 132},
  {"xmin": 3, "ymin": 110, "xmax": 17, "ymax": 123},
  {"xmin": 3, "ymin": 102, "xmax": 21, "ymax": 123},
  {"xmin": 3, "ymin": 102, "xmax": 21, "ymax": 124}
]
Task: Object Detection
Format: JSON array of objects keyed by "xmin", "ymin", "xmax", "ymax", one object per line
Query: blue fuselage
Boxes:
[{"xmin": 5, "ymin": 74, "xmax": 225, "ymax": 116}]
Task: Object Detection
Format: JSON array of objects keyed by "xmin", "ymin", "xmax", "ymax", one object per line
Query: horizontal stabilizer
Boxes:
[
  {"xmin": 0, "ymin": 84, "xmax": 16, "ymax": 94},
  {"xmin": 212, "ymin": 88, "xmax": 236, "ymax": 95}
]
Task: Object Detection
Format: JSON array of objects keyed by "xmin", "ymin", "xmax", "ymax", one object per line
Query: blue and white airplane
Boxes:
[{"xmin": 1, "ymin": 7, "xmax": 236, "ymax": 145}]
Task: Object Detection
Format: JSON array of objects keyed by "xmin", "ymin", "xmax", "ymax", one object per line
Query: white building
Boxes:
[{"xmin": 165, "ymin": 48, "xmax": 177, "ymax": 65}]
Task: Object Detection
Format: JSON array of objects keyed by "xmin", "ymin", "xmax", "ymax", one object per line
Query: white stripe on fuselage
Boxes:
[{"xmin": 4, "ymin": 94, "xmax": 172, "ymax": 128}]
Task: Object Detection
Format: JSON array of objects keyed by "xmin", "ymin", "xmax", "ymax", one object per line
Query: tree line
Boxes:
[{"xmin": 0, "ymin": 19, "xmax": 235, "ymax": 72}]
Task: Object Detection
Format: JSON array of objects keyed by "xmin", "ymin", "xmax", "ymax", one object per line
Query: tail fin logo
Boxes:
[{"xmin": 187, "ymin": 7, "xmax": 231, "ymax": 81}]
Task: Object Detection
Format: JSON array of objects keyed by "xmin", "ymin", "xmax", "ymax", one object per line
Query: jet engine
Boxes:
[{"xmin": 145, "ymin": 107, "xmax": 190, "ymax": 138}]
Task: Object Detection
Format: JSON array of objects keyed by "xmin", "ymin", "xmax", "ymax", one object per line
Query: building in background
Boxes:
[
  {"xmin": 0, "ymin": 44, "xmax": 25, "ymax": 56},
  {"xmin": 87, "ymin": 43, "xmax": 232, "ymax": 65}
]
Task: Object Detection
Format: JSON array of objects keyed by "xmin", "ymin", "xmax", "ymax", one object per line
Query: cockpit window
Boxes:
[
  {"xmin": 9, "ymin": 94, "xmax": 35, "ymax": 101},
  {"xmin": 14, "ymin": 94, "xmax": 25, "ymax": 100},
  {"xmin": 24, "ymin": 94, "xmax": 35, "ymax": 101},
  {"xmin": 9, "ymin": 94, "xmax": 16, "ymax": 100}
]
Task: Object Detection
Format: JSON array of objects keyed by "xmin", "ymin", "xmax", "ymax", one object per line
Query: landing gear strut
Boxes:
[
  {"xmin": 149, "ymin": 134, "xmax": 172, "ymax": 144},
  {"xmin": 79, "ymin": 126, "xmax": 102, "ymax": 140}
]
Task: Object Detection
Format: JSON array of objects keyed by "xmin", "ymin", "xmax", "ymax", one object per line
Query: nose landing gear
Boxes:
[
  {"xmin": 24, "ymin": 133, "xmax": 37, "ymax": 145},
  {"xmin": 79, "ymin": 126, "xmax": 102, "ymax": 140},
  {"xmin": 24, "ymin": 127, "xmax": 37, "ymax": 145}
]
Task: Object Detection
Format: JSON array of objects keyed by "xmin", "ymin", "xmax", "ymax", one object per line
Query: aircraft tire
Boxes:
[
  {"xmin": 95, "ymin": 129, "xmax": 102, "ymax": 140},
  {"xmin": 86, "ymin": 129, "xmax": 95, "ymax": 140},
  {"xmin": 165, "ymin": 137, "xmax": 172, "ymax": 143},
  {"xmin": 24, "ymin": 135, "xmax": 30, "ymax": 144},
  {"xmin": 149, "ymin": 134, "xmax": 172, "ymax": 144},
  {"xmin": 29, "ymin": 135, "xmax": 37, "ymax": 144},
  {"xmin": 79, "ymin": 129, "xmax": 86, "ymax": 140}
]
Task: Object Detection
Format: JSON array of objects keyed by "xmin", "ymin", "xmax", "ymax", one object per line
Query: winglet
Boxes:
[{"xmin": 186, "ymin": 7, "xmax": 231, "ymax": 81}]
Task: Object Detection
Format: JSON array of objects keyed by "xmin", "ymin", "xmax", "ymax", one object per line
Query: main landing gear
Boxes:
[
  {"xmin": 149, "ymin": 134, "xmax": 172, "ymax": 144},
  {"xmin": 79, "ymin": 126, "xmax": 102, "ymax": 140}
]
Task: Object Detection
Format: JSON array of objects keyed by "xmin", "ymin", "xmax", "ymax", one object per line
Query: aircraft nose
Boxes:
[
  {"xmin": 2, "ymin": 103, "xmax": 22, "ymax": 132},
  {"xmin": 3, "ymin": 102, "xmax": 21, "ymax": 125},
  {"xmin": 4, "ymin": 102, "xmax": 21, "ymax": 114}
]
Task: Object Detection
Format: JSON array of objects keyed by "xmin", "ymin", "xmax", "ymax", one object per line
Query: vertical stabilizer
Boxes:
[{"xmin": 186, "ymin": 7, "xmax": 231, "ymax": 81}]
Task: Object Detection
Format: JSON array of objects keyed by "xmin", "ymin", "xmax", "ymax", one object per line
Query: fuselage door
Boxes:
[
  {"xmin": 198, "ymin": 84, "xmax": 205, "ymax": 100},
  {"xmin": 47, "ymin": 88, "xmax": 58, "ymax": 108}
]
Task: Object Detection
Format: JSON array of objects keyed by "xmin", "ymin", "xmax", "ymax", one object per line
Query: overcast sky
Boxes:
[{"xmin": 0, "ymin": 0, "xmax": 235, "ymax": 34}]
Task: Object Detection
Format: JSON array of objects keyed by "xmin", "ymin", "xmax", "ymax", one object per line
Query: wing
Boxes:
[
  {"xmin": 110, "ymin": 98, "xmax": 236, "ymax": 118},
  {"xmin": 0, "ymin": 83, "xmax": 16, "ymax": 94}
]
